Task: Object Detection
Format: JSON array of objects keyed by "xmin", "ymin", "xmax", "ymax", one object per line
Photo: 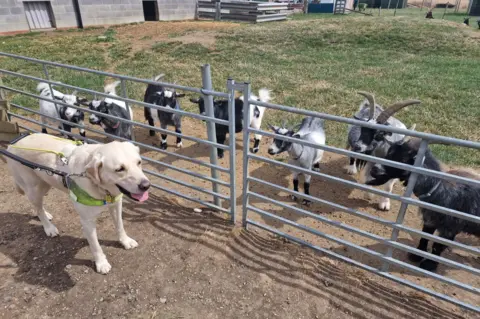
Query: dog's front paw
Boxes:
[
  {"xmin": 120, "ymin": 236, "xmax": 138, "ymax": 250},
  {"xmin": 95, "ymin": 259, "xmax": 112, "ymax": 274},
  {"xmin": 43, "ymin": 224, "xmax": 59, "ymax": 237}
]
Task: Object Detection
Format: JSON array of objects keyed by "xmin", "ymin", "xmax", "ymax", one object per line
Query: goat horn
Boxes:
[
  {"xmin": 357, "ymin": 91, "xmax": 376, "ymax": 120},
  {"xmin": 267, "ymin": 123, "xmax": 276, "ymax": 131},
  {"xmin": 282, "ymin": 119, "xmax": 287, "ymax": 128},
  {"xmin": 401, "ymin": 123, "xmax": 417, "ymax": 143},
  {"xmin": 376, "ymin": 99, "xmax": 421, "ymax": 124}
]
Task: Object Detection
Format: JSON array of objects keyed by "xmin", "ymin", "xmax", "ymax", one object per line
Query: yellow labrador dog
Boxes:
[{"xmin": 4, "ymin": 133, "xmax": 150, "ymax": 274}]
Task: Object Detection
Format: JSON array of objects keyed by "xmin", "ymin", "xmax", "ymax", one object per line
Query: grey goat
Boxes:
[
  {"xmin": 347, "ymin": 92, "xmax": 420, "ymax": 210},
  {"xmin": 268, "ymin": 117, "xmax": 326, "ymax": 206}
]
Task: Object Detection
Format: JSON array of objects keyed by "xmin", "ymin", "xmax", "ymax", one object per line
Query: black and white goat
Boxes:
[
  {"xmin": 88, "ymin": 81, "xmax": 134, "ymax": 140},
  {"xmin": 347, "ymin": 92, "xmax": 420, "ymax": 211},
  {"xmin": 367, "ymin": 137, "xmax": 480, "ymax": 272},
  {"xmin": 268, "ymin": 117, "xmax": 326, "ymax": 206},
  {"xmin": 143, "ymin": 74, "xmax": 185, "ymax": 150},
  {"xmin": 37, "ymin": 82, "xmax": 88, "ymax": 140},
  {"xmin": 189, "ymin": 88, "xmax": 271, "ymax": 158}
]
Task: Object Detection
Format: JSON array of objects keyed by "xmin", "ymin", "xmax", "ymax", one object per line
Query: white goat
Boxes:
[
  {"xmin": 37, "ymin": 82, "xmax": 88, "ymax": 140},
  {"xmin": 240, "ymin": 89, "xmax": 271, "ymax": 153}
]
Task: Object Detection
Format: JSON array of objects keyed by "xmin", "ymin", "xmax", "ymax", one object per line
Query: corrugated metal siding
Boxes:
[{"xmin": 24, "ymin": 2, "xmax": 53, "ymax": 30}]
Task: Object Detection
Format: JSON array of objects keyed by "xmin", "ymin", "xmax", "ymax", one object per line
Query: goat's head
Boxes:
[
  {"xmin": 60, "ymin": 90, "xmax": 88, "ymax": 123},
  {"xmin": 353, "ymin": 91, "xmax": 420, "ymax": 154},
  {"xmin": 267, "ymin": 120, "xmax": 297, "ymax": 155},
  {"xmin": 154, "ymin": 88, "xmax": 185, "ymax": 109},
  {"xmin": 88, "ymin": 99, "xmax": 108, "ymax": 125},
  {"xmin": 368, "ymin": 131, "xmax": 427, "ymax": 186}
]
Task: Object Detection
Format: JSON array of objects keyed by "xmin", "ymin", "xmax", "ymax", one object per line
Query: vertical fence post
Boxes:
[
  {"xmin": 381, "ymin": 139, "xmax": 429, "ymax": 272},
  {"xmin": 394, "ymin": 0, "xmax": 399, "ymax": 16},
  {"xmin": 227, "ymin": 78, "xmax": 236, "ymax": 224},
  {"xmin": 201, "ymin": 64, "xmax": 220, "ymax": 207},
  {"xmin": 215, "ymin": 0, "xmax": 221, "ymax": 21},
  {"xmin": 241, "ymin": 82, "xmax": 252, "ymax": 228},
  {"xmin": 42, "ymin": 64, "xmax": 62, "ymax": 134}
]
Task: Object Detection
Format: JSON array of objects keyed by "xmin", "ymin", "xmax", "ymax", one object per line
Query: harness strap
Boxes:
[{"xmin": 66, "ymin": 177, "xmax": 122, "ymax": 206}]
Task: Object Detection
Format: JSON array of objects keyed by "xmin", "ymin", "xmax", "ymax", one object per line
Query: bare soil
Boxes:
[{"xmin": 0, "ymin": 109, "xmax": 478, "ymax": 319}]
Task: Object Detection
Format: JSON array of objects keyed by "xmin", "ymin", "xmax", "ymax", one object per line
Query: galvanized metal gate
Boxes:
[
  {"xmin": 238, "ymin": 82, "xmax": 480, "ymax": 313},
  {"xmin": 23, "ymin": 1, "xmax": 55, "ymax": 30}
]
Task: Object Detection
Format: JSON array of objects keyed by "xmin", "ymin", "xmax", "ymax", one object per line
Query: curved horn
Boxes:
[
  {"xmin": 357, "ymin": 91, "xmax": 376, "ymax": 120},
  {"xmin": 377, "ymin": 99, "xmax": 421, "ymax": 124},
  {"xmin": 401, "ymin": 123, "xmax": 417, "ymax": 143},
  {"xmin": 267, "ymin": 123, "xmax": 276, "ymax": 131}
]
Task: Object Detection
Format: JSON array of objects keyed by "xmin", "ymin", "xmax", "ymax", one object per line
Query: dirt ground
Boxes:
[{"xmin": 0, "ymin": 106, "xmax": 479, "ymax": 318}]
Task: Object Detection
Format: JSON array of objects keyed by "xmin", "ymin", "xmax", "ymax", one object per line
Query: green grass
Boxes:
[{"xmin": 1, "ymin": 11, "xmax": 479, "ymax": 166}]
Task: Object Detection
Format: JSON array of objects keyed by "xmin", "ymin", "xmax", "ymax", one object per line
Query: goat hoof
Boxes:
[
  {"xmin": 419, "ymin": 259, "xmax": 439, "ymax": 272},
  {"xmin": 378, "ymin": 200, "xmax": 390, "ymax": 211},
  {"xmin": 408, "ymin": 252, "xmax": 424, "ymax": 263},
  {"xmin": 160, "ymin": 143, "xmax": 167, "ymax": 150},
  {"xmin": 41, "ymin": 128, "xmax": 48, "ymax": 134},
  {"xmin": 252, "ymin": 147, "xmax": 259, "ymax": 154},
  {"xmin": 149, "ymin": 131, "xmax": 156, "ymax": 137},
  {"xmin": 176, "ymin": 142, "xmax": 183, "ymax": 148},
  {"xmin": 291, "ymin": 195, "xmax": 297, "ymax": 201},
  {"xmin": 302, "ymin": 199, "xmax": 312, "ymax": 206},
  {"xmin": 217, "ymin": 153, "xmax": 224, "ymax": 159}
]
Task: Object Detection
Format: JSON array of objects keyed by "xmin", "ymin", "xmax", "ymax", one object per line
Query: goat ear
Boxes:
[
  {"xmin": 175, "ymin": 93, "xmax": 186, "ymax": 98},
  {"xmin": 77, "ymin": 97, "xmax": 89, "ymax": 106},
  {"xmin": 72, "ymin": 90, "xmax": 78, "ymax": 96},
  {"xmin": 85, "ymin": 153, "xmax": 103, "ymax": 184},
  {"xmin": 190, "ymin": 97, "xmax": 200, "ymax": 104}
]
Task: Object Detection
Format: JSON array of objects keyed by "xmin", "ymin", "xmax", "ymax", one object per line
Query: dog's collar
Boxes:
[{"xmin": 67, "ymin": 178, "xmax": 122, "ymax": 206}]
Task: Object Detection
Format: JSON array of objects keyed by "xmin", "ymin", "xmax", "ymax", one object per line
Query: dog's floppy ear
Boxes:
[{"xmin": 86, "ymin": 153, "xmax": 104, "ymax": 184}]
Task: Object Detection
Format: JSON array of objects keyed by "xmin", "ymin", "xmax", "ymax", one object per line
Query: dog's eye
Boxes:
[{"xmin": 115, "ymin": 166, "xmax": 125, "ymax": 172}]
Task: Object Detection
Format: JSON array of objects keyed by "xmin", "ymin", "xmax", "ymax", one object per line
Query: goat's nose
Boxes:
[{"xmin": 138, "ymin": 179, "xmax": 151, "ymax": 192}]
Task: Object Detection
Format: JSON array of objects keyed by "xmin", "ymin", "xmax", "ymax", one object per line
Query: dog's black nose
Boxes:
[{"xmin": 138, "ymin": 179, "xmax": 151, "ymax": 192}]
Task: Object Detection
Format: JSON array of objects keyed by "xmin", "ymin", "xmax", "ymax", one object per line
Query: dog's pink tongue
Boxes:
[{"xmin": 131, "ymin": 191, "xmax": 149, "ymax": 202}]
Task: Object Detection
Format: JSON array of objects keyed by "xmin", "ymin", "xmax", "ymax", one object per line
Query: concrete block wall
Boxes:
[
  {"xmin": 157, "ymin": 0, "xmax": 197, "ymax": 21},
  {"xmin": 78, "ymin": 0, "xmax": 145, "ymax": 27},
  {"xmin": 0, "ymin": 0, "xmax": 30, "ymax": 33},
  {"xmin": 0, "ymin": 0, "xmax": 78, "ymax": 34}
]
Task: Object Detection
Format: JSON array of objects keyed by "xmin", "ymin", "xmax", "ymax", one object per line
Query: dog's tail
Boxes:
[
  {"xmin": 104, "ymin": 81, "xmax": 121, "ymax": 95},
  {"xmin": 153, "ymin": 74, "xmax": 165, "ymax": 82}
]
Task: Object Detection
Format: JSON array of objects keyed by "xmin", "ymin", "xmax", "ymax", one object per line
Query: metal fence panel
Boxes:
[{"xmin": 239, "ymin": 87, "xmax": 480, "ymax": 313}]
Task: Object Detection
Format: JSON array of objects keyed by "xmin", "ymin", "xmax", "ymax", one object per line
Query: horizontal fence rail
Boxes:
[
  {"xmin": 0, "ymin": 53, "xmax": 237, "ymax": 224},
  {"xmin": 240, "ymin": 82, "xmax": 480, "ymax": 313}
]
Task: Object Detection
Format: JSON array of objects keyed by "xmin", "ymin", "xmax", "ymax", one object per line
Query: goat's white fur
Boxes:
[
  {"xmin": 5, "ymin": 134, "xmax": 148, "ymax": 274},
  {"xmin": 89, "ymin": 81, "xmax": 133, "ymax": 123},
  {"xmin": 37, "ymin": 82, "xmax": 84, "ymax": 134},
  {"xmin": 240, "ymin": 88, "xmax": 271, "ymax": 150}
]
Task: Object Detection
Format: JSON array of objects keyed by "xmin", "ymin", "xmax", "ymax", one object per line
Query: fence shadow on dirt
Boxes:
[
  {"xmin": 122, "ymin": 193, "xmax": 464, "ymax": 319},
  {"xmin": 0, "ymin": 212, "xmax": 120, "ymax": 292}
]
